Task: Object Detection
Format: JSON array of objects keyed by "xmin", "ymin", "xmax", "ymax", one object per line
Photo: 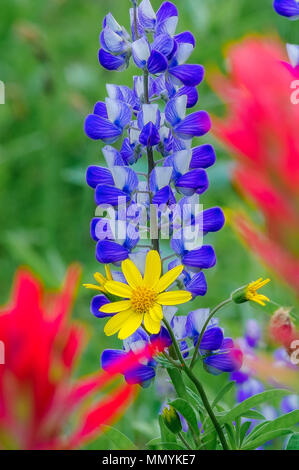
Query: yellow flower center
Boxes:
[{"xmin": 131, "ymin": 286, "xmax": 157, "ymax": 314}]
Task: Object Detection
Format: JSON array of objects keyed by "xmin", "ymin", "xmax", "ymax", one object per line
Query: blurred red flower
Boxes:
[
  {"xmin": 0, "ymin": 266, "xmax": 137, "ymax": 449},
  {"xmin": 211, "ymin": 38, "xmax": 299, "ymax": 294}
]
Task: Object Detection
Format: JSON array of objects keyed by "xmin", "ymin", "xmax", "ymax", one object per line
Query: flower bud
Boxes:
[
  {"xmin": 162, "ymin": 406, "xmax": 182, "ymax": 434},
  {"xmin": 232, "ymin": 278, "xmax": 270, "ymax": 306}
]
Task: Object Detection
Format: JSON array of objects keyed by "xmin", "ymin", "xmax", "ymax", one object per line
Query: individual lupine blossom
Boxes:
[
  {"xmin": 84, "ymin": 0, "xmax": 225, "ymax": 345},
  {"xmin": 273, "ymin": 0, "xmax": 299, "ymax": 18},
  {"xmin": 210, "ymin": 38, "xmax": 299, "ymax": 294},
  {"xmin": 101, "ymin": 308, "xmax": 242, "ymax": 387},
  {"xmin": 0, "ymin": 267, "xmax": 141, "ymax": 450}
]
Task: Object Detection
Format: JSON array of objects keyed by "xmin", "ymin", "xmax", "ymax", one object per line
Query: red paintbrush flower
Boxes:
[
  {"xmin": 0, "ymin": 266, "xmax": 142, "ymax": 449},
  {"xmin": 210, "ymin": 38, "xmax": 299, "ymax": 294}
]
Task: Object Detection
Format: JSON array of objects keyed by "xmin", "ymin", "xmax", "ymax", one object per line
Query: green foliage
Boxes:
[
  {"xmin": 102, "ymin": 426, "xmax": 138, "ymax": 451},
  {"xmin": 285, "ymin": 433, "xmax": 299, "ymax": 450}
]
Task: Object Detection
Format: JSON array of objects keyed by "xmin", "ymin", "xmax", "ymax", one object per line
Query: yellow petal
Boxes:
[
  {"xmin": 144, "ymin": 311, "xmax": 161, "ymax": 334},
  {"xmin": 83, "ymin": 283, "xmax": 105, "ymax": 292},
  {"xmin": 156, "ymin": 265, "xmax": 184, "ymax": 293},
  {"xmin": 143, "ymin": 250, "xmax": 161, "ymax": 289},
  {"xmin": 121, "ymin": 258, "xmax": 143, "ymax": 289},
  {"xmin": 149, "ymin": 303, "xmax": 163, "ymax": 322},
  {"xmin": 104, "ymin": 280, "xmax": 133, "ymax": 298},
  {"xmin": 104, "ymin": 309, "xmax": 133, "ymax": 336},
  {"xmin": 94, "ymin": 272, "xmax": 106, "ymax": 284},
  {"xmin": 100, "ymin": 300, "xmax": 132, "ymax": 314},
  {"xmin": 156, "ymin": 290, "xmax": 192, "ymax": 306},
  {"xmin": 105, "ymin": 264, "xmax": 113, "ymax": 280},
  {"xmin": 118, "ymin": 312, "xmax": 143, "ymax": 340}
]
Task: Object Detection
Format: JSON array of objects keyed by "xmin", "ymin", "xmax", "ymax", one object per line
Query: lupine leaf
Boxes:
[
  {"xmin": 241, "ymin": 410, "xmax": 265, "ymax": 420},
  {"xmin": 211, "ymin": 389, "xmax": 292, "ymax": 429},
  {"xmin": 103, "ymin": 426, "xmax": 138, "ymax": 450},
  {"xmin": 159, "ymin": 442, "xmax": 188, "ymax": 450},
  {"xmin": 170, "ymin": 398, "xmax": 200, "ymax": 437},
  {"xmin": 212, "ymin": 381, "xmax": 235, "ymax": 408},
  {"xmin": 146, "ymin": 437, "xmax": 162, "ymax": 450},
  {"xmin": 239, "ymin": 421, "xmax": 252, "ymax": 446},
  {"xmin": 242, "ymin": 429, "xmax": 293, "ymax": 450},
  {"xmin": 286, "ymin": 433, "xmax": 299, "ymax": 450},
  {"xmin": 244, "ymin": 410, "xmax": 299, "ymax": 446},
  {"xmin": 158, "ymin": 415, "xmax": 176, "ymax": 443}
]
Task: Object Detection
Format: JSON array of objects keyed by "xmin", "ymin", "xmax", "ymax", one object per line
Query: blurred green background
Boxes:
[{"xmin": 0, "ymin": 0, "xmax": 298, "ymax": 449}]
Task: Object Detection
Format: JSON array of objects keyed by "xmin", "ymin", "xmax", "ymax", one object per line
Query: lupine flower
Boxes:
[
  {"xmin": 167, "ymin": 309, "xmax": 243, "ymax": 375},
  {"xmin": 84, "ymin": 0, "xmax": 225, "ymax": 374},
  {"xmin": 101, "ymin": 329, "xmax": 157, "ymax": 387},
  {"xmin": 165, "ymin": 96, "xmax": 211, "ymax": 141},
  {"xmin": 99, "ymin": 250, "xmax": 191, "ymax": 339},
  {"xmin": 211, "ymin": 38, "xmax": 299, "ymax": 294},
  {"xmin": 84, "ymin": 98, "xmax": 131, "ymax": 143},
  {"xmin": 202, "ymin": 336, "xmax": 243, "ymax": 376},
  {"xmin": 99, "ymin": 13, "xmax": 132, "ymax": 71},
  {"xmin": 273, "ymin": 0, "xmax": 299, "ymax": 19},
  {"xmin": 0, "ymin": 267, "xmax": 139, "ymax": 449}
]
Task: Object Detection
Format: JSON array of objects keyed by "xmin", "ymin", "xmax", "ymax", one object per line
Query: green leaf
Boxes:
[
  {"xmin": 185, "ymin": 386, "xmax": 205, "ymax": 413},
  {"xmin": 286, "ymin": 433, "xmax": 299, "ymax": 450},
  {"xmin": 242, "ymin": 429, "xmax": 293, "ymax": 450},
  {"xmin": 211, "ymin": 389, "xmax": 292, "ymax": 429},
  {"xmin": 146, "ymin": 437, "xmax": 162, "ymax": 450},
  {"xmin": 224, "ymin": 423, "xmax": 236, "ymax": 450},
  {"xmin": 239, "ymin": 421, "xmax": 252, "ymax": 446},
  {"xmin": 159, "ymin": 442, "xmax": 187, "ymax": 450},
  {"xmin": 167, "ymin": 368, "xmax": 189, "ymax": 401},
  {"xmin": 102, "ymin": 426, "xmax": 138, "ymax": 450},
  {"xmin": 212, "ymin": 381, "xmax": 235, "ymax": 408},
  {"xmin": 245, "ymin": 410, "xmax": 299, "ymax": 445},
  {"xmin": 241, "ymin": 410, "xmax": 265, "ymax": 420},
  {"xmin": 158, "ymin": 415, "xmax": 176, "ymax": 443},
  {"xmin": 170, "ymin": 398, "xmax": 200, "ymax": 438}
]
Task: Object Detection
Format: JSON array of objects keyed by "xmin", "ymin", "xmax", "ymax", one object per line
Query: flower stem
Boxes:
[
  {"xmin": 190, "ymin": 298, "xmax": 232, "ymax": 370},
  {"xmin": 163, "ymin": 318, "xmax": 229, "ymax": 451},
  {"xmin": 144, "ymin": 69, "xmax": 159, "ymax": 253},
  {"xmin": 178, "ymin": 432, "xmax": 193, "ymax": 450}
]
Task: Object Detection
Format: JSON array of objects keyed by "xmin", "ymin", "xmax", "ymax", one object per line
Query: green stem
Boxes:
[
  {"xmin": 178, "ymin": 432, "xmax": 193, "ymax": 450},
  {"xmin": 190, "ymin": 298, "xmax": 232, "ymax": 370},
  {"xmin": 143, "ymin": 69, "xmax": 159, "ymax": 253},
  {"xmin": 163, "ymin": 318, "xmax": 229, "ymax": 451}
]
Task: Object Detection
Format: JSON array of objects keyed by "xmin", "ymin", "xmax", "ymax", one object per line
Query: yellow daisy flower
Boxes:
[
  {"xmin": 99, "ymin": 250, "xmax": 192, "ymax": 340},
  {"xmin": 245, "ymin": 278, "xmax": 271, "ymax": 306},
  {"xmin": 83, "ymin": 265, "xmax": 112, "ymax": 293}
]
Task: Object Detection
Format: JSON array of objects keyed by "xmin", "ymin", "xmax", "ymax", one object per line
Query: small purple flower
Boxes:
[
  {"xmin": 101, "ymin": 329, "xmax": 157, "ymax": 387},
  {"xmin": 203, "ymin": 338, "xmax": 243, "ymax": 376},
  {"xmin": 131, "ymin": 37, "xmax": 168, "ymax": 73},
  {"xmin": 245, "ymin": 319, "xmax": 262, "ymax": 349},
  {"xmin": 165, "ymin": 95, "xmax": 211, "ymax": 140},
  {"xmin": 84, "ymin": 98, "xmax": 131, "ymax": 143},
  {"xmin": 273, "ymin": 0, "xmax": 299, "ymax": 19}
]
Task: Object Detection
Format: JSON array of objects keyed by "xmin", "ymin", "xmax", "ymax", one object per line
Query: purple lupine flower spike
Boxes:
[{"xmin": 84, "ymin": 0, "xmax": 229, "ymax": 382}]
